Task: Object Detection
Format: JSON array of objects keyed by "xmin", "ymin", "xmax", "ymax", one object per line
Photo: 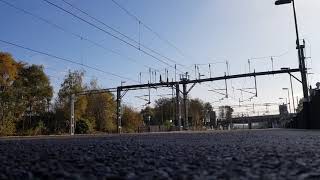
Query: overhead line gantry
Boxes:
[
  {"xmin": 113, "ymin": 68, "xmax": 300, "ymax": 133},
  {"xmin": 74, "ymin": 68, "xmax": 300, "ymax": 134}
]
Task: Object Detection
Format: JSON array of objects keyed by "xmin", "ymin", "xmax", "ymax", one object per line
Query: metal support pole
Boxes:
[
  {"xmin": 116, "ymin": 87, "xmax": 122, "ymax": 134},
  {"xmin": 224, "ymin": 72, "xmax": 228, "ymax": 98},
  {"xmin": 175, "ymin": 83, "xmax": 182, "ymax": 130},
  {"xmin": 271, "ymin": 57, "xmax": 274, "ymax": 71},
  {"xmin": 172, "ymin": 85, "xmax": 175, "ymax": 122},
  {"xmin": 255, "ymin": 77, "xmax": 258, "ymax": 97},
  {"xmin": 70, "ymin": 94, "xmax": 75, "ymax": 135},
  {"xmin": 197, "ymin": 66, "xmax": 200, "ymax": 80},
  {"xmin": 290, "ymin": 82, "xmax": 295, "ymax": 111},
  {"xmin": 183, "ymin": 83, "xmax": 189, "ymax": 129},
  {"xmin": 276, "ymin": 0, "xmax": 309, "ymax": 127},
  {"xmin": 149, "ymin": 68, "xmax": 152, "ymax": 83},
  {"xmin": 287, "ymin": 89, "xmax": 292, "ymax": 113},
  {"xmin": 299, "ymin": 43, "xmax": 309, "ymax": 99},
  {"xmin": 148, "ymin": 87, "xmax": 151, "ymax": 104},
  {"xmin": 175, "ymin": 64, "xmax": 177, "ymax": 82},
  {"xmin": 292, "ymin": 0, "xmax": 309, "ymax": 127},
  {"xmin": 226, "ymin": 61, "xmax": 230, "ymax": 75},
  {"xmin": 194, "ymin": 65, "xmax": 197, "ymax": 80}
]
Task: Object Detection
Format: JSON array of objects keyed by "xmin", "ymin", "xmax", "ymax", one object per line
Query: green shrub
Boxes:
[
  {"xmin": 164, "ymin": 120, "xmax": 173, "ymax": 129},
  {"xmin": 33, "ymin": 121, "xmax": 46, "ymax": 135},
  {"xmin": 75, "ymin": 118, "xmax": 93, "ymax": 134},
  {"xmin": 0, "ymin": 118, "xmax": 16, "ymax": 136}
]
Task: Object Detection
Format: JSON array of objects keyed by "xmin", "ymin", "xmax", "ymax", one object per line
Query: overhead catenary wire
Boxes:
[
  {"xmin": 43, "ymin": 0, "xmax": 183, "ymax": 73},
  {"xmin": 249, "ymin": 50, "xmax": 290, "ymax": 61},
  {"xmin": 110, "ymin": 0, "xmax": 198, "ymax": 75},
  {"xmin": 0, "ymin": 39, "xmax": 139, "ymax": 83},
  {"xmin": 0, "ymin": 0, "xmax": 163, "ymax": 75},
  {"xmin": 1, "ymin": 1, "xmax": 292, "ymax": 112},
  {"xmin": 61, "ymin": 0, "xmax": 139, "ymax": 46},
  {"xmin": 62, "ymin": 0, "xmax": 193, "ymax": 76},
  {"xmin": 15, "ymin": 58, "xmax": 114, "ymax": 89},
  {"xmin": 247, "ymin": 50, "xmax": 291, "ymax": 74},
  {"xmin": 110, "ymin": 0, "xmax": 190, "ymax": 62},
  {"xmin": 62, "ymin": 0, "xmax": 210, "ymax": 80}
]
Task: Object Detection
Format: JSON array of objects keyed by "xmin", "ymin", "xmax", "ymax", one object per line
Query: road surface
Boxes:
[{"xmin": 1, "ymin": 129, "xmax": 320, "ymax": 179}]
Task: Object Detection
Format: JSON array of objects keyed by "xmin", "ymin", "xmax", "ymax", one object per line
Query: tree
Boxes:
[
  {"xmin": 0, "ymin": 52, "xmax": 22, "ymax": 132},
  {"xmin": 83, "ymin": 78, "xmax": 117, "ymax": 133},
  {"xmin": 14, "ymin": 64, "xmax": 53, "ymax": 133},
  {"xmin": 122, "ymin": 106, "xmax": 143, "ymax": 133},
  {"xmin": 153, "ymin": 98, "xmax": 175, "ymax": 125},
  {"xmin": 0, "ymin": 52, "xmax": 20, "ymax": 88},
  {"xmin": 55, "ymin": 70, "xmax": 87, "ymax": 132},
  {"xmin": 225, "ymin": 106, "xmax": 233, "ymax": 121},
  {"xmin": 189, "ymin": 98, "xmax": 205, "ymax": 128},
  {"xmin": 140, "ymin": 97, "xmax": 213, "ymax": 129},
  {"xmin": 140, "ymin": 106, "xmax": 154, "ymax": 125},
  {"xmin": 203, "ymin": 102, "xmax": 213, "ymax": 126},
  {"xmin": 297, "ymin": 98, "xmax": 303, "ymax": 113},
  {"xmin": 86, "ymin": 92, "xmax": 116, "ymax": 133},
  {"xmin": 57, "ymin": 70, "xmax": 85, "ymax": 107},
  {"xmin": 17, "ymin": 65, "xmax": 53, "ymax": 114},
  {"xmin": 218, "ymin": 106, "xmax": 234, "ymax": 121},
  {"xmin": 1, "ymin": 52, "xmax": 53, "ymax": 135},
  {"xmin": 204, "ymin": 102, "xmax": 213, "ymax": 112},
  {"xmin": 219, "ymin": 106, "xmax": 225, "ymax": 119}
]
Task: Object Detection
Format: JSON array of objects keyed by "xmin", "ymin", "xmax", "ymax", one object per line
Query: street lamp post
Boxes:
[{"xmin": 275, "ymin": 0, "xmax": 310, "ymax": 127}]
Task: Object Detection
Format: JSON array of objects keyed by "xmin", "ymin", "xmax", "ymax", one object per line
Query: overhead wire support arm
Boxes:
[
  {"xmin": 77, "ymin": 88, "xmax": 118, "ymax": 96},
  {"xmin": 121, "ymin": 89, "xmax": 129, "ymax": 99},
  {"xmin": 187, "ymin": 83, "xmax": 197, "ymax": 94},
  {"xmin": 288, "ymin": 72, "xmax": 302, "ymax": 83},
  {"xmin": 186, "ymin": 68, "xmax": 300, "ymax": 84}
]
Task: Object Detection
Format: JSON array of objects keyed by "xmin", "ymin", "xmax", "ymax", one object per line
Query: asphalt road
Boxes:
[{"xmin": 1, "ymin": 129, "xmax": 320, "ymax": 180}]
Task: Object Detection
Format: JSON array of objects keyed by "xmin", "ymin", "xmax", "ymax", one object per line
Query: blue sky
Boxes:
[{"xmin": 1, "ymin": 0, "xmax": 319, "ymax": 115}]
